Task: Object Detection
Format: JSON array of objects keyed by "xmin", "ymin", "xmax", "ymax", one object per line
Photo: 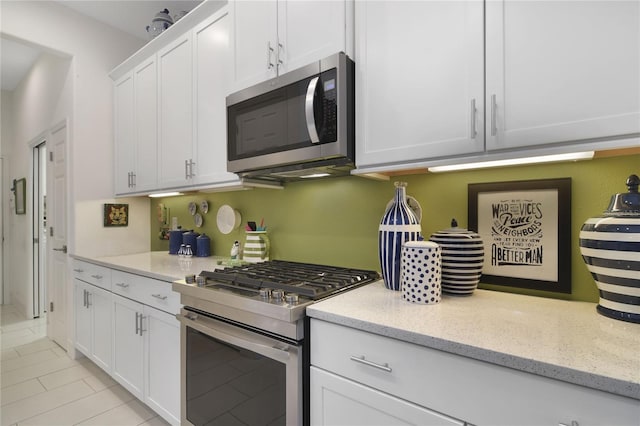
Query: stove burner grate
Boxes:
[{"xmin": 199, "ymin": 260, "xmax": 380, "ymax": 299}]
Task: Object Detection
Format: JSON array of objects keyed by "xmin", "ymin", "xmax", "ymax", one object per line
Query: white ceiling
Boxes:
[{"xmin": 1, "ymin": 0, "xmax": 203, "ymax": 91}]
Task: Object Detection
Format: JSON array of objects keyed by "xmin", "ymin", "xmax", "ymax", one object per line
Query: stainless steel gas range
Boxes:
[{"xmin": 172, "ymin": 260, "xmax": 380, "ymax": 426}]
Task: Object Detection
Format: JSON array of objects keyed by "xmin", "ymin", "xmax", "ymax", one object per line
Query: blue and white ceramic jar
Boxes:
[
  {"xmin": 429, "ymin": 219, "xmax": 484, "ymax": 295},
  {"xmin": 579, "ymin": 174, "xmax": 640, "ymax": 323},
  {"xmin": 379, "ymin": 182, "xmax": 422, "ymax": 291}
]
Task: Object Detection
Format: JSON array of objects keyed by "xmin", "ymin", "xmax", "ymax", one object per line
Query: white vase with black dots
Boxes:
[{"xmin": 401, "ymin": 241, "xmax": 442, "ymax": 304}]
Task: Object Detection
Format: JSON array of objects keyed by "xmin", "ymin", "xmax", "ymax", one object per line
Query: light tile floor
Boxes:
[{"xmin": 1, "ymin": 304, "xmax": 170, "ymax": 426}]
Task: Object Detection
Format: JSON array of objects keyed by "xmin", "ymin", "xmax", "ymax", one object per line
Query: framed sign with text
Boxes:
[{"xmin": 468, "ymin": 178, "xmax": 571, "ymax": 293}]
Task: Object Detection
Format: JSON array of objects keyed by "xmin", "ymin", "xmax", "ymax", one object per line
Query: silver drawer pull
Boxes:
[
  {"xmin": 91, "ymin": 274, "xmax": 103, "ymax": 280},
  {"xmin": 350, "ymin": 355, "xmax": 392, "ymax": 373},
  {"xmin": 115, "ymin": 282, "xmax": 129, "ymax": 288},
  {"xmin": 73, "ymin": 268, "xmax": 84, "ymax": 273},
  {"xmin": 152, "ymin": 294, "xmax": 168, "ymax": 300}
]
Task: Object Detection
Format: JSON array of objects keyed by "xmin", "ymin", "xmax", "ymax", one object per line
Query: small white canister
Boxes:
[{"xmin": 401, "ymin": 241, "xmax": 442, "ymax": 304}]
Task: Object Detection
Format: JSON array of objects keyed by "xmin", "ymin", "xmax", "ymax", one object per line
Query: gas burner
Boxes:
[{"xmin": 199, "ymin": 260, "xmax": 380, "ymax": 300}]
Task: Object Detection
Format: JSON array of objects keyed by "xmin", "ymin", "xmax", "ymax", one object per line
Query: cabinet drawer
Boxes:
[
  {"xmin": 72, "ymin": 260, "xmax": 112, "ymax": 291},
  {"xmin": 311, "ymin": 320, "xmax": 639, "ymax": 426},
  {"xmin": 112, "ymin": 270, "xmax": 180, "ymax": 315}
]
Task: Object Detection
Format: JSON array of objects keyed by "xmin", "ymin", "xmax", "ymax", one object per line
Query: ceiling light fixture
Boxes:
[
  {"xmin": 427, "ymin": 151, "xmax": 595, "ymax": 173},
  {"xmin": 148, "ymin": 192, "xmax": 184, "ymax": 198}
]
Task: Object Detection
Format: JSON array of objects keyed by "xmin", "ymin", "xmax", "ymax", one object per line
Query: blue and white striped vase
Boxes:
[
  {"xmin": 379, "ymin": 182, "xmax": 422, "ymax": 291},
  {"xmin": 579, "ymin": 174, "xmax": 640, "ymax": 323}
]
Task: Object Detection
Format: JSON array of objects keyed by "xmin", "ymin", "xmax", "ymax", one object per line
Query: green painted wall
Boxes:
[{"xmin": 150, "ymin": 154, "xmax": 639, "ymax": 303}]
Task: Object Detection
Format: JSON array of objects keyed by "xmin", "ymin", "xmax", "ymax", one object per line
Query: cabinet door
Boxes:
[
  {"xmin": 311, "ymin": 367, "xmax": 464, "ymax": 426},
  {"xmin": 144, "ymin": 306, "xmax": 180, "ymax": 425},
  {"xmin": 114, "ymin": 73, "xmax": 135, "ymax": 195},
  {"xmin": 277, "ymin": 0, "xmax": 352, "ymax": 75},
  {"xmin": 231, "ymin": 0, "xmax": 278, "ymax": 90},
  {"xmin": 158, "ymin": 34, "xmax": 194, "ymax": 189},
  {"xmin": 90, "ymin": 286, "xmax": 112, "ymax": 374},
  {"xmin": 133, "ymin": 56, "xmax": 158, "ymax": 192},
  {"xmin": 74, "ymin": 280, "xmax": 91, "ymax": 356},
  {"xmin": 486, "ymin": 0, "xmax": 640, "ymax": 150},
  {"xmin": 193, "ymin": 9, "xmax": 241, "ymax": 187},
  {"xmin": 355, "ymin": 1, "xmax": 484, "ymax": 170},
  {"xmin": 112, "ymin": 294, "xmax": 144, "ymax": 400}
]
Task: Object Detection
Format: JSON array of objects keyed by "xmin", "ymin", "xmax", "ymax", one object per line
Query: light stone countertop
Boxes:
[
  {"xmin": 72, "ymin": 251, "xmax": 226, "ymax": 282},
  {"xmin": 307, "ymin": 280, "xmax": 640, "ymax": 401}
]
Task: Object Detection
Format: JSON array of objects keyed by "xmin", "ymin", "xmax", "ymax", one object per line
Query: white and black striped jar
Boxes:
[
  {"xmin": 379, "ymin": 182, "xmax": 422, "ymax": 291},
  {"xmin": 579, "ymin": 174, "xmax": 640, "ymax": 323},
  {"xmin": 429, "ymin": 219, "xmax": 484, "ymax": 295}
]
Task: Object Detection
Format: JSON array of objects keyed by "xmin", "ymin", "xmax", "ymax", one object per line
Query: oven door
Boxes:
[{"xmin": 177, "ymin": 308, "xmax": 302, "ymax": 426}]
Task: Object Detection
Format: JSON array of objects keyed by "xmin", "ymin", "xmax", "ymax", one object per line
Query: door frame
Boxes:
[{"xmin": 31, "ymin": 140, "xmax": 47, "ymax": 318}]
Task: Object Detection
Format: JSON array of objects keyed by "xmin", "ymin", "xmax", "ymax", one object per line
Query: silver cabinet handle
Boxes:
[
  {"xmin": 85, "ymin": 291, "xmax": 91, "ymax": 308},
  {"xmin": 184, "ymin": 159, "xmax": 189, "ymax": 179},
  {"xmin": 490, "ymin": 93, "xmax": 497, "ymax": 136},
  {"xmin": 139, "ymin": 314, "xmax": 145, "ymax": 336},
  {"xmin": 83, "ymin": 289, "xmax": 87, "ymax": 308},
  {"xmin": 305, "ymin": 76, "xmax": 321, "ymax": 143},
  {"xmin": 73, "ymin": 268, "xmax": 84, "ymax": 273},
  {"xmin": 470, "ymin": 98, "xmax": 477, "ymax": 139},
  {"xmin": 267, "ymin": 41, "xmax": 275, "ymax": 69},
  {"xmin": 277, "ymin": 42, "xmax": 284, "ymax": 66},
  {"xmin": 115, "ymin": 282, "xmax": 129, "ymax": 288},
  {"xmin": 350, "ymin": 355, "xmax": 392, "ymax": 372},
  {"xmin": 90, "ymin": 274, "xmax": 103, "ymax": 280},
  {"xmin": 151, "ymin": 293, "xmax": 168, "ymax": 300},
  {"xmin": 135, "ymin": 312, "xmax": 140, "ymax": 335}
]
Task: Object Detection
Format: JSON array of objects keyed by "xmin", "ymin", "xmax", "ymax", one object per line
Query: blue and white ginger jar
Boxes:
[
  {"xmin": 579, "ymin": 174, "xmax": 640, "ymax": 323},
  {"xmin": 379, "ymin": 182, "xmax": 422, "ymax": 291}
]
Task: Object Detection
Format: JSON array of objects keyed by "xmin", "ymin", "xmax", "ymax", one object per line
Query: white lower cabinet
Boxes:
[
  {"xmin": 311, "ymin": 319, "xmax": 639, "ymax": 426},
  {"xmin": 74, "ymin": 279, "xmax": 112, "ymax": 373},
  {"xmin": 112, "ymin": 293, "xmax": 180, "ymax": 426},
  {"xmin": 74, "ymin": 260, "xmax": 180, "ymax": 426},
  {"xmin": 311, "ymin": 367, "xmax": 463, "ymax": 426}
]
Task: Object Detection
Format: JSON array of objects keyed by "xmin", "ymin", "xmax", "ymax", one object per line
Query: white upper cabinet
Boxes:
[
  {"xmin": 231, "ymin": 0, "xmax": 354, "ymax": 91},
  {"xmin": 113, "ymin": 73, "xmax": 135, "ymax": 195},
  {"xmin": 192, "ymin": 10, "xmax": 240, "ymax": 186},
  {"xmin": 132, "ymin": 57, "xmax": 159, "ymax": 193},
  {"xmin": 355, "ymin": 1, "xmax": 485, "ymax": 170},
  {"xmin": 486, "ymin": 0, "xmax": 640, "ymax": 151},
  {"xmin": 355, "ymin": 0, "xmax": 640, "ymax": 174},
  {"xmin": 158, "ymin": 34, "xmax": 194, "ymax": 189}
]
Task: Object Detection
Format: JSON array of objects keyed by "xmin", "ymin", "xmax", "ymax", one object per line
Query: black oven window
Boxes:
[{"xmin": 186, "ymin": 327, "xmax": 286, "ymax": 426}]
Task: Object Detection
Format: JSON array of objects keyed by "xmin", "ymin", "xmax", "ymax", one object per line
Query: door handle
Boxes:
[
  {"xmin": 305, "ymin": 76, "xmax": 321, "ymax": 143},
  {"xmin": 53, "ymin": 245, "xmax": 67, "ymax": 253}
]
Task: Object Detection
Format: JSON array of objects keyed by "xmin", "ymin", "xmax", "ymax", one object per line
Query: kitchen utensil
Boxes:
[
  {"xmin": 401, "ymin": 241, "xmax": 441, "ymax": 304},
  {"xmin": 217, "ymin": 205, "xmax": 241, "ymax": 234},
  {"xmin": 429, "ymin": 218, "xmax": 484, "ymax": 295},
  {"xmin": 579, "ymin": 174, "xmax": 640, "ymax": 323}
]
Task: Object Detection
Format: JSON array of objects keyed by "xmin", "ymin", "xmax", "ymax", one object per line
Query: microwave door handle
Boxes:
[{"xmin": 305, "ymin": 76, "xmax": 321, "ymax": 144}]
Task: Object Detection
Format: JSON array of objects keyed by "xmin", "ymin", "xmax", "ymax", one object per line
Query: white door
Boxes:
[
  {"xmin": 74, "ymin": 280, "xmax": 91, "ymax": 356},
  {"xmin": 354, "ymin": 1, "xmax": 485, "ymax": 169},
  {"xmin": 47, "ymin": 123, "xmax": 67, "ymax": 348},
  {"xmin": 112, "ymin": 294, "xmax": 145, "ymax": 400},
  {"xmin": 231, "ymin": 0, "xmax": 278, "ymax": 90},
  {"xmin": 485, "ymin": 0, "xmax": 640, "ymax": 150},
  {"xmin": 114, "ymin": 73, "xmax": 135, "ymax": 195},
  {"xmin": 158, "ymin": 34, "xmax": 193, "ymax": 189},
  {"xmin": 277, "ymin": 0, "xmax": 351, "ymax": 74},
  {"xmin": 134, "ymin": 57, "xmax": 158, "ymax": 193}
]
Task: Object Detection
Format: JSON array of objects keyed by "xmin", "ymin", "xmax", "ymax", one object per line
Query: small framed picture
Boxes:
[
  {"xmin": 104, "ymin": 203, "xmax": 129, "ymax": 227},
  {"xmin": 468, "ymin": 178, "xmax": 571, "ymax": 294}
]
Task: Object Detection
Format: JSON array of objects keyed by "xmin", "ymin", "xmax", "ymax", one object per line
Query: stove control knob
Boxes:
[
  {"xmin": 259, "ymin": 288, "xmax": 272, "ymax": 299},
  {"xmin": 285, "ymin": 293, "xmax": 299, "ymax": 305},
  {"xmin": 272, "ymin": 289, "xmax": 284, "ymax": 301}
]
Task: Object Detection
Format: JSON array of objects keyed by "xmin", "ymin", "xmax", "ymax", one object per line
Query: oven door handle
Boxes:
[{"xmin": 177, "ymin": 313, "xmax": 292, "ymax": 363}]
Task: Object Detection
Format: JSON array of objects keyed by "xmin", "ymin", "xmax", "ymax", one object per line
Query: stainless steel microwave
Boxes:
[{"xmin": 226, "ymin": 52, "xmax": 355, "ymax": 181}]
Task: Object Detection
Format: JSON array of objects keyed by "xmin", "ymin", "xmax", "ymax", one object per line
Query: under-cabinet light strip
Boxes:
[{"xmin": 427, "ymin": 151, "xmax": 595, "ymax": 173}]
